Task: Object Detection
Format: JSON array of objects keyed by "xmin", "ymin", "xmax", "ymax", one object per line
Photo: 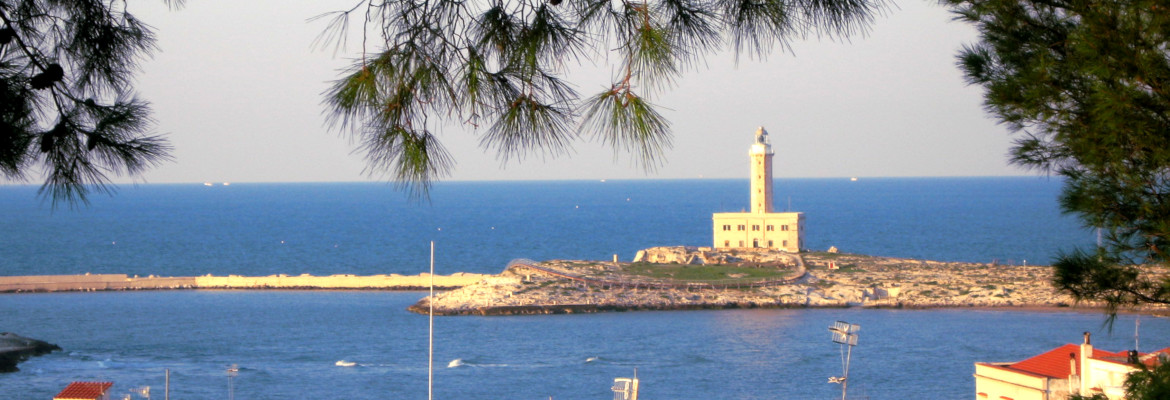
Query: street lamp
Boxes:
[{"xmin": 828, "ymin": 321, "xmax": 859, "ymax": 400}]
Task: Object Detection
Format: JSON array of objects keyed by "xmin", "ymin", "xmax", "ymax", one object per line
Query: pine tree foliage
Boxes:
[
  {"xmin": 949, "ymin": 0, "xmax": 1170, "ymax": 311},
  {"xmin": 0, "ymin": 0, "xmax": 178, "ymax": 206},
  {"xmin": 317, "ymin": 0, "xmax": 888, "ymax": 196},
  {"xmin": 1124, "ymin": 359, "xmax": 1170, "ymax": 400}
]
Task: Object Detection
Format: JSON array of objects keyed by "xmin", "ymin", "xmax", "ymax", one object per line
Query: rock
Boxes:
[{"xmin": 0, "ymin": 332, "xmax": 60, "ymax": 373}]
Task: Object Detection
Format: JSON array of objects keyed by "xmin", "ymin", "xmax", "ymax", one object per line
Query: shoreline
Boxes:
[
  {"xmin": 410, "ymin": 248, "xmax": 1170, "ymax": 317},
  {"xmin": 405, "ymin": 301, "xmax": 1152, "ymax": 317},
  {"xmin": 6, "ymin": 248, "xmax": 1168, "ymax": 318}
]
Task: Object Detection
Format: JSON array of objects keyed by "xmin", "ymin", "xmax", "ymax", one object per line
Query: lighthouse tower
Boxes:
[
  {"xmin": 750, "ymin": 127, "xmax": 774, "ymax": 214},
  {"xmin": 712, "ymin": 127, "xmax": 804, "ymax": 252}
]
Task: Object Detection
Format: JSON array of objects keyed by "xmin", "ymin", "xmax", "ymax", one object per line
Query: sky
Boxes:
[{"xmin": 119, "ymin": 0, "xmax": 1021, "ymax": 184}]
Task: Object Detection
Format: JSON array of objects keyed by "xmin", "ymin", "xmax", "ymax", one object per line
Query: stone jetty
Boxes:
[
  {"xmin": 0, "ymin": 332, "xmax": 59, "ymax": 373},
  {"xmin": 410, "ymin": 246, "xmax": 1170, "ymax": 316},
  {"xmin": 0, "ymin": 272, "xmax": 489, "ymax": 293}
]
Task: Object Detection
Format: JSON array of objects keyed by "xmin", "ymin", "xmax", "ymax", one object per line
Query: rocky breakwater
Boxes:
[
  {"xmin": 410, "ymin": 247, "xmax": 1170, "ymax": 316},
  {"xmin": 0, "ymin": 332, "xmax": 59, "ymax": 372}
]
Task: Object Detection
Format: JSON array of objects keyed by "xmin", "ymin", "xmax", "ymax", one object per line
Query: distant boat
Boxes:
[
  {"xmin": 203, "ymin": 182, "xmax": 213, "ymax": 186},
  {"xmin": 335, "ymin": 360, "xmax": 356, "ymax": 367},
  {"xmin": 850, "ymin": 177, "xmax": 858, "ymax": 182}
]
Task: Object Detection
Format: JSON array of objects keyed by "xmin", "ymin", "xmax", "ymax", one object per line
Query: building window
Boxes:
[
  {"xmin": 781, "ymin": 225, "xmax": 789, "ymax": 231},
  {"xmin": 737, "ymin": 225, "xmax": 745, "ymax": 231},
  {"xmin": 752, "ymin": 239, "xmax": 759, "ymax": 248},
  {"xmin": 782, "ymin": 240, "xmax": 788, "ymax": 247},
  {"xmin": 751, "ymin": 225, "xmax": 760, "ymax": 231},
  {"xmin": 766, "ymin": 225, "xmax": 774, "ymax": 231},
  {"xmin": 722, "ymin": 224, "xmax": 731, "ymax": 231},
  {"xmin": 723, "ymin": 240, "xmax": 730, "ymax": 247},
  {"xmin": 767, "ymin": 240, "xmax": 773, "ymax": 247},
  {"xmin": 738, "ymin": 240, "xmax": 744, "ymax": 247}
]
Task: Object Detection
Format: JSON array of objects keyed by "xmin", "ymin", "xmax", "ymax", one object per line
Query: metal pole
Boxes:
[
  {"xmin": 429, "ymin": 241, "xmax": 435, "ymax": 400},
  {"xmin": 165, "ymin": 369, "xmax": 169, "ymax": 400},
  {"xmin": 842, "ymin": 344, "xmax": 851, "ymax": 400}
]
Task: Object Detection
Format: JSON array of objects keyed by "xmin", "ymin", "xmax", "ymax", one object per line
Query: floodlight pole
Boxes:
[
  {"xmin": 842, "ymin": 343, "xmax": 852, "ymax": 400},
  {"xmin": 828, "ymin": 321, "xmax": 859, "ymax": 400}
]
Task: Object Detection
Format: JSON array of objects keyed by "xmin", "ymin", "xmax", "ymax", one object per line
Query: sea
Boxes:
[{"xmin": 1, "ymin": 177, "xmax": 1168, "ymax": 400}]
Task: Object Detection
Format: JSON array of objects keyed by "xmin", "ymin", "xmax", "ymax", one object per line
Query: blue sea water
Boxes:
[
  {"xmin": 0, "ymin": 177, "xmax": 1089, "ymax": 277},
  {"xmin": 2, "ymin": 292, "xmax": 1168, "ymax": 400},
  {"xmin": 2, "ymin": 177, "xmax": 1158, "ymax": 400}
]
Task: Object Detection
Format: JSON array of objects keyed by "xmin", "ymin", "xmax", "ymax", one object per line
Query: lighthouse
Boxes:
[
  {"xmin": 711, "ymin": 127, "xmax": 804, "ymax": 252},
  {"xmin": 750, "ymin": 127, "xmax": 775, "ymax": 214}
]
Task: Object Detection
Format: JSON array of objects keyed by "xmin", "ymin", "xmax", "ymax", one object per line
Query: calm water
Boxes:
[
  {"xmin": 2, "ymin": 291, "xmax": 1167, "ymax": 400},
  {"xmin": 0, "ymin": 177, "xmax": 1090, "ymax": 277},
  {"xmin": 1, "ymin": 177, "xmax": 1141, "ymax": 399}
]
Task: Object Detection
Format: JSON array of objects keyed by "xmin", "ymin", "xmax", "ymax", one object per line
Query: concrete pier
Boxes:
[{"xmin": 0, "ymin": 273, "xmax": 488, "ymax": 293}]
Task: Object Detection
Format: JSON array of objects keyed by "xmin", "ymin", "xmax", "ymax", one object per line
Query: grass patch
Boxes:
[
  {"xmin": 623, "ymin": 262, "xmax": 792, "ymax": 282},
  {"xmin": 834, "ymin": 263, "xmax": 865, "ymax": 273}
]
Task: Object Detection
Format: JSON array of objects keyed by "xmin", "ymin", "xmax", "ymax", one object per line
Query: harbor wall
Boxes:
[{"xmin": 0, "ymin": 273, "xmax": 487, "ymax": 293}]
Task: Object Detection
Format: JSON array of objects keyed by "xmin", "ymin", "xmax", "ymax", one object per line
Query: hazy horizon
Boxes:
[{"xmin": 13, "ymin": 0, "xmax": 1026, "ymax": 186}]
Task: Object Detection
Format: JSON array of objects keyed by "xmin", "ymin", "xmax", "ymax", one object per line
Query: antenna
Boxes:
[
  {"xmin": 828, "ymin": 321, "xmax": 860, "ymax": 400},
  {"xmin": 1135, "ymin": 317, "xmax": 1141, "ymax": 352}
]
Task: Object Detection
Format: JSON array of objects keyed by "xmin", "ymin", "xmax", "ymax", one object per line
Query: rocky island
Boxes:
[{"xmin": 410, "ymin": 246, "xmax": 1170, "ymax": 316}]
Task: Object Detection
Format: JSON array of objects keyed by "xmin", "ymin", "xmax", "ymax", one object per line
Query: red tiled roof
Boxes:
[
  {"xmin": 1009, "ymin": 344, "xmax": 1127, "ymax": 378},
  {"xmin": 1141, "ymin": 348, "xmax": 1170, "ymax": 367},
  {"xmin": 54, "ymin": 381, "xmax": 112, "ymax": 400}
]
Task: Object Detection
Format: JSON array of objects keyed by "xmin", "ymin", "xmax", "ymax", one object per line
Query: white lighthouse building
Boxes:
[{"xmin": 712, "ymin": 127, "xmax": 804, "ymax": 252}]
